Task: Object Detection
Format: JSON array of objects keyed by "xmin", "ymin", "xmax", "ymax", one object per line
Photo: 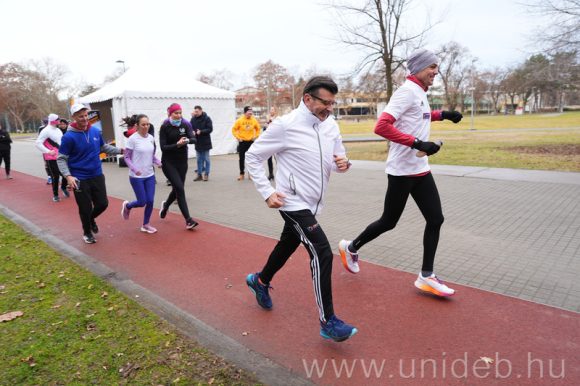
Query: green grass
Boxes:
[
  {"xmin": 0, "ymin": 215, "xmax": 259, "ymax": 385},
  {"xmin": 346, "ymin": 129, "xmax": 580, "ymax": 172},
  {"xmin": 340, "ymin": 112, "xmax": 580, "ymax": 172},
  {"xmin": 339, "ymin": 111, "xmax": 580, "ymax": 135}
]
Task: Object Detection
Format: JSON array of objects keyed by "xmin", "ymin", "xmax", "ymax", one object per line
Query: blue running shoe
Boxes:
[
  {"xmin": 62, "ymin": 186, "xmax": 70, "ymax": 198},
  {"xmin": 320, "ymin": 315, "xmax": 358, "ymax": 342},
  {"xmin": 246, "ymin": 273, "xmax": 272, "ymax": 310}
]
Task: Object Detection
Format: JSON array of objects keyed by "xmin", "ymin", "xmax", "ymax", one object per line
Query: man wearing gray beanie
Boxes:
[{"xmin": 338, "ymin": 48, "xmax": 462, "ymax": 298}]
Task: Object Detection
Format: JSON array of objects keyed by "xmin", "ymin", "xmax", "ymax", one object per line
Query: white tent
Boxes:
[{"xmin": 79, "ymin": 67, "xmax": 237, "ymax": 156}]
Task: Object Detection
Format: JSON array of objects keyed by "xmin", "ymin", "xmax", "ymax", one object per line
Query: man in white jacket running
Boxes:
[
  {"xmin": 245, "ymin": 76, "xmax": 357, "ymax": 342},
  {"xmin": 36, "ymin": 113, "xmax": 68, "ymax": 202}
]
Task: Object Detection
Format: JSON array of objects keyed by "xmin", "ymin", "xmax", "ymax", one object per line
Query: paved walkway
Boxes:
[
  {"xmin": 1, "ymin": 139, "xmax": 579, "ymax": 385},
  {"xmin": 8, "ymin": 139, "xmax": 580, "ymax": 313}
]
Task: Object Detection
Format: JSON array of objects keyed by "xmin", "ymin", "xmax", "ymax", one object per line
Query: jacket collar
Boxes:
[
  {"xmin": 69, "ymin": 122, "xmax": 92, "ymax": 132},
  {"xmin": 407, "ymin": 75, "xmax": 428, "ymax": 91},
  {"xmin": 297, "ymin": 99, "xmax": 326, "ymax": 125}
]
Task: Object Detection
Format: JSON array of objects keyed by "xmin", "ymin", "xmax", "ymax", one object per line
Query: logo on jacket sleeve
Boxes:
[{"xmin": 423, "ymin": 113, "xmax": 431, "ymax": 119}]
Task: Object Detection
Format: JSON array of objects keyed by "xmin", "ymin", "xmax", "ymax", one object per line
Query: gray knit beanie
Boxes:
[{"xmin": 407, "ymin": 49, "xmax": 438, "ymax": 74}]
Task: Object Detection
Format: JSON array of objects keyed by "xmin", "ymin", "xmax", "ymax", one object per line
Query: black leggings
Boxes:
[
  {"xmin": 259, "ymin": 210, "xmax": 334, "ymax": 323},
  {"xmin": 73, "ymin": 174, "xmax": 109, "ymax": 235},
  {"xmin": 161, "ymin": 159, "xmax": 191, "ymax": 221},
  {"xmin": 0, "ymin": 148, "xmax": 10, "ymax": 175},
  {"xmin": 352, "ymin": 173, "xmax": 444, "ymax": 272},
  {"xmin": 237, "ymin": 141, "xmax": 253, "ymax": 174},
  {"xmin": 47, "ymin": 160, "xmax": 67, "ymax": 196}
]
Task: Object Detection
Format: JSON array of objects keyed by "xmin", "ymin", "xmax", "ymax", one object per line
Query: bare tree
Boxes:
[
  {"xmin": 26, "ymin": 58, "xmax": 70, "ymax": 116},
  {"xmin": 102, "ymin": 67, "xmax": 125, "ymax": 85},
  {"xmin": 548, "ymin": 51, "xmax": 579, "ymax": 111},
  {"xmin": 0, "ymin": 63, "xmax": 39, "ymax": 130},
  {"xmin": 479, "ymin": 68, "xmax": 508, "ymax": 114},
  {"xmin": 328, "ymin": 0, "xmax": 436, "ymax": 99},
  {"xmin": 253, "ymin": 60, "xmax": 293, "ymax": 111},
  {"xmin": 501, "ymin": 68, "xmax": 522, "ymax": 114},
  {"xmin": 357, "ymin": 68, "xmax": 387, "ymax": 115},
  {"xmin": 437, "ymin": 41, "xmax": 474, "ymax": 111},
  {"xmin": 198, "ymin": 68, "xmax": 234, "ymax": 90},
  {"xmin": 523, "ymin": 0, "xmax": 580, "ymax": 53}
]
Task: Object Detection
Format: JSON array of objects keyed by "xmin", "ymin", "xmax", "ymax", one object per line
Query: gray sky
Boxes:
[{"xmin": 0, "ymin": 0, "xmax": 542, "ymax": 89}]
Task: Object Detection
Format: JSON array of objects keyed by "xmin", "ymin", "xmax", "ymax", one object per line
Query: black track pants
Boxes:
[
  {"xmin": 47, "ymin": 160, "xmax": 67, "ymax": 196},
  {"xmin": 237, "ymin": 141, "xmax": 253, "ymax": 174},
  {"xmin": 73, "ymin": 174, "xmax": 108, "ymax": 235},
  {"xmin": 161, "ymin": 159, "xmax": 191, "ymax": 221},
  {"xmin": 0, "ymin": 148, "xmax": 10, "ymax": 175},
  {"xmin": 259, "ymin": 209, "xmax": 334, "ymax": 323}
]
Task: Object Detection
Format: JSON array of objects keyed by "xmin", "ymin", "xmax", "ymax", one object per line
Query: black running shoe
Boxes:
[
  {"xmin": 159, "ymin": 201, "xmax": 168, "ymax": 219},
  {"xmin": 83, "ymin": 233, "xmax": 96, "ymax": 244},
  {"xmin": 185, "ymin": 218, "xmax": 199, "ymax": 230},
  {"xmin": 91, "ymin": 221, "xmax": 99, "ymax": 234}
]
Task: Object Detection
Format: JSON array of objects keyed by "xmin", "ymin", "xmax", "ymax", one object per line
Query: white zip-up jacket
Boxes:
[
  {"xmin": 246, "ymin": 101, "xmax": 347, "ymax": 216},
  {"xmin": 36, "ymin": 124, "xmax": 63, "ymax": 154}
]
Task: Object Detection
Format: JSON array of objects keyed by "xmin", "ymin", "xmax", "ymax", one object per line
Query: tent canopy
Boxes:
[
  {"xmin": 80, "ymin": 67, "xmax": 234, "ymax": 103},
  {"xmin": 78, "ymin": 67, "xmax": 237, "ymax": 156}
]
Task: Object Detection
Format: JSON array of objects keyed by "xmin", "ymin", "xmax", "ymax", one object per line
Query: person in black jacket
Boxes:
[
  {"xmin": 0, "ymin": 123, "xmax": 13, "ymax": 179},
  {"xmin": 158, "ymin": 103, "xmax": 199, "ymax": 230},
  {"xmin": 190, "ymin": 105, "xmax": 213, "ymax": 181}
]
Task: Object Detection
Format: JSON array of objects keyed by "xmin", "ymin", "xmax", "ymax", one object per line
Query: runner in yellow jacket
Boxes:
[{"xmin": 232, "ymin": 106, "xmax": 261, "ymax": 180}]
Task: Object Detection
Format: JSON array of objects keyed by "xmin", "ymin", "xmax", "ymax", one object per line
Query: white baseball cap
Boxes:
[
  {"xmin": 48, "ymin": 113, "xmax": 59, "ymax": 123},
  {"xmin": 70, "ymin": 103, "xmax": 89, "ymax": 115}
]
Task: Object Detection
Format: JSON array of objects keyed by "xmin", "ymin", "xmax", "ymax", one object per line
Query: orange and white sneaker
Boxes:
[
  {"xmin": 414, "ymin": 273, "xmax": 455, "ymax": 297},
  {"xmin": 338, "ymin": 240, "xmax": 360, "ymax": 274}
]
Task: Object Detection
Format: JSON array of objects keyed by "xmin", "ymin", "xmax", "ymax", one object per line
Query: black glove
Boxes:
[
  {"xmin": 411, "ymin": 138, "xmax": 441, "ymax": 156},
  {"xmin": 442, "ymin": 110, "xmax": 463, "ymax": 123}
]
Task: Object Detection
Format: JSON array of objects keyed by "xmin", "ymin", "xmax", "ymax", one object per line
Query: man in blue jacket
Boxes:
[{"xmin": 57, "ymin": 104, "xmax": 123, "ymax": 244}]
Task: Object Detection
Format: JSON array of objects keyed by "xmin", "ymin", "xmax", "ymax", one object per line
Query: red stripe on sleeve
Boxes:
[
  {"xmin": 374, "ymin": 112, "xmax": 415, "ymax": 147},
  {"xmin": 431, "ymin": 110, "xmax": 442, "ymax": 121}
]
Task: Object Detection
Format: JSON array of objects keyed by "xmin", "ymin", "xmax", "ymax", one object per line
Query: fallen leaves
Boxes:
[
  {"xmin": 119, "ymin": 362, "xmax": 140, "ymax": 378},
  {"xmin": 0, "ymin": 310, "xmax": 24, "ymax": 322},
  {"xmin": 20, "ymin": 356, "xmax": 36, "ymax": 367}
]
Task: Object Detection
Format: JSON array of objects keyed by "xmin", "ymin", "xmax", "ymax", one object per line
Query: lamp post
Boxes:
[
  {"xmin": 469, "ymin": 59, "xmax": 477, "ymax": 131},
  {"xmin": 116, "ymin": 60, "xmax": 126, "ymax": 73}
]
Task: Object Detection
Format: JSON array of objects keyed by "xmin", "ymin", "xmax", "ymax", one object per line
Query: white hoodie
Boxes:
[
  {"xmin": 36, "ymin": 124, "xmax": 63, "ymax": 154},
  {"xmin": 246, "ymin": 100, "xmax": 347, "ymax": 216}
]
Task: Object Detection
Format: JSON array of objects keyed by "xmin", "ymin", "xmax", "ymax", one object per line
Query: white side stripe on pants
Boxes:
[{"xmin": 281, "ymin": 212, "xmax": 326, "ymax": 323}]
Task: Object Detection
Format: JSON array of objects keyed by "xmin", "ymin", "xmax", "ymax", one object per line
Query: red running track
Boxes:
[{"xmin": 1, "ymin": 171, "xmax": 578, "ymax": 385}]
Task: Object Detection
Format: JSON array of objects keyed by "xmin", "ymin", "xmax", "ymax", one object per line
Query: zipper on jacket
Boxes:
[{"xmin": 313, "ymin": 123, "xmax": 323, "ymax": 214}]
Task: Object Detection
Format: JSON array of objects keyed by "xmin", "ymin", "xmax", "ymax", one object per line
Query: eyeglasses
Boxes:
[{"xmin": 308, "ymin": 94, "xmax": 337, "ymax": 107}]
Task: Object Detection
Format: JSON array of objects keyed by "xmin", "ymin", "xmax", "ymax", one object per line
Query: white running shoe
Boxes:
[
  {"xmin": 414, "ymin": 273, "xmax": 455, "ymax": 297},
  {"xmin": 140, "ymin": 224, "xmax": 158, "ymax": 234},
  {"xmin": 338, "ymin": 240, "xmax": 360, "ymax": 274},
  {"xmin": 121, "ymin": 201, "xmax": 130, "ymax": 220}
]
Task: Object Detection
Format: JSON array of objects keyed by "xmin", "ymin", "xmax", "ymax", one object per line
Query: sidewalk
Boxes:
[
  {"xmin": 8, "ymin": 139, "xmax": 580, "ymax": 312},
  {"xmin": 2, "ymin": 140, "xmax": 579, "ymax": 385}
]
